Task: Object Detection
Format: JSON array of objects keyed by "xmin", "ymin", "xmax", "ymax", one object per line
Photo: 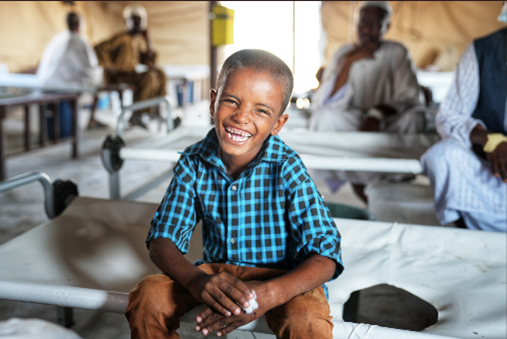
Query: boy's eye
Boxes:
[
  {"xmin": 223, "ymin": 99, "xmax": 237, "ymax": 105},
  {"xmin": 256, "ymin": 109, "xmax": 270, "ymax": 115}
]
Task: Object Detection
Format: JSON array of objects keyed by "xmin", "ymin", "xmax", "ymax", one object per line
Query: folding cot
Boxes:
[
  {"xmin": 0, "ymin": 172, "xmax": 505, "ymax": 339},
  {"xmin": 102, "ymin": 120, "xmax": 439, "ymax": 200}
]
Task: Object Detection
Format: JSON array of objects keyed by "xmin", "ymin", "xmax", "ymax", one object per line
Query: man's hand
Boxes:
[
  {"xmin": 186, "ymin": 272, "xmax": 255, "ymax": 318},
  {"xmin": 359, "ymin": 116, "xmax": 381, "ymax": 132},
  {"xmin": 488, "ymin": 141, "xmax": 507, "ymax": 183},
  {"xmin": 470, "ymin": 124, "xmax": 507, "ymax": 182},
  {"xmin": 346, "ymin": 41, "xmax": 380, "ymax": 63},
  {"xmin": 194, "ymin": 281, "xmax": 276, "ymax": 337}
]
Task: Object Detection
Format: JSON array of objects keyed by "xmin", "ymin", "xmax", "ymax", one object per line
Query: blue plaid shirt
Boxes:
[{"xmin": 148, "ymin": 128, "xmax": 344, "ymax": 281}]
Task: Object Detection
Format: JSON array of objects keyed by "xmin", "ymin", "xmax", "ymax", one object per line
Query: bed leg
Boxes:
[
  {"xmin": 57, "ymin": 306, "xmax": 74, "ymax": 328},
  {"xmin": 109, "ymin": 172, "xmax": 120, "ymax": 199}
]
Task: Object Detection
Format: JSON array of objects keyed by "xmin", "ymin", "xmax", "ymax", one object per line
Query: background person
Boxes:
[
  {"xmin": 37, "ymin": 12, "xmax": 103, "ymax": 130},
  {"xmin": 94, "ymin": 4, "xmax": 166, "ymax": 129},
  {"xmin": 309, "ymin": 1, "xmax": 426, "ymax": 203},
  {"xmin": 421, "ymin": 7, "xmax": 507, "ymax": 233},
  {"xmin": 309, "ymin": 1, "xmax": 424, "ymax": 135},
  {"xmin": 37, "ymin": 12, "xmax": 99, "ymax": 88}
]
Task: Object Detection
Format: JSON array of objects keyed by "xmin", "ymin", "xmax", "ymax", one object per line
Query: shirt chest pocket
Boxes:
[{"xmin": 196, "ymin": 194, "xmax": 221, "ymax": 226}]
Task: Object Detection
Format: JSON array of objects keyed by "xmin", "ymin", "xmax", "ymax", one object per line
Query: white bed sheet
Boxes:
[
  {"xmin": 116, "ymin": 126, "xmax": 439, "ymax": 175},
  {"xmin": 130, "ymin": 126, "xmax": 439, "ymax": 159},
  {"xmin": 0, "ymin": 197, "xmax": 504, "ymax": 339}
]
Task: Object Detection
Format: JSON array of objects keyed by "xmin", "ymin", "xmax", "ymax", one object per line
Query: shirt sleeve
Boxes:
[
  {"xmin": 435, "ymin": 43, "xmax": 483, "ymax": 147},
  {"xmin": 312, "ymin": 45, "xmax": 354, "ymax": 110},
  {"xmin": 146, "ymin": 157, "xmax": 199, "ymax": 253},
  {"xmin": 284, "ymin": 157, "xmax": 344, "ymax": 280},
  {"xmin": 388, "ymin": 45, "xmax": 421, "ymax": 112}
]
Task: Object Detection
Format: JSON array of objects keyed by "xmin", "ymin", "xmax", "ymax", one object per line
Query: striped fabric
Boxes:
[
  {"xmin": 422, "ymin": 42, "xmax": 507, "ymax": 232},
  {"xmin": 435, "ymin": 43, "xmax": 507, "ymax": 147},
  {"xmin": 148, "ymin": 128, "xmax": 344, "ymax": 280}
]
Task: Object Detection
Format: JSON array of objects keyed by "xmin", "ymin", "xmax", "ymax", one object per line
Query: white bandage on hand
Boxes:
[{"xmin": 239, "ymin": 290, "xmax": 258, "ymax": 314}]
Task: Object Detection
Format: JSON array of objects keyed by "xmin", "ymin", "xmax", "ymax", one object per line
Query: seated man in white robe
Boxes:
[
  {"xmin": 421, "ymin": 7, "xmax": 507, "ymax": 232},
  {"xmin": 37, "ymin": 12, "xmax": 103, "ymax": 128},
  {"xmin": 309, "ymin": 1, "xmax": 425, "ymax": 202},
  {"xmin": 309, "ymin": 1, "xmax": 424, "ymax": 134},
  {"xmin": 37, "ymin": 12, "xmax": 99, "ymax": 88}
]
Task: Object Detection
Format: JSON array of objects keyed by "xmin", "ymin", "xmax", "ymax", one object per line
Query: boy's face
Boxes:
[{"xmin": 210, "ymin": 68, "xmax": 289, "ymax": 166}]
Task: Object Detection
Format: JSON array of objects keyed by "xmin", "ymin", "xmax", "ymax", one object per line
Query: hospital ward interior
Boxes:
[{"xmin": 0, "ymin": 1, "xmax": 506, "ymax": 339}]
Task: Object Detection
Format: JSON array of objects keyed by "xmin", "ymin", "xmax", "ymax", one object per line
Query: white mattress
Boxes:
[
  {"xmin": 0, "ymin": 197, "xmax": 504, "ymax": 339},
  {"xmin": 117, "ymin": 126, "xmax": 439, "ymax": 174},
  {"xmin": 131, "ymin": 126, "xmax": 439, "ymax": 159}
]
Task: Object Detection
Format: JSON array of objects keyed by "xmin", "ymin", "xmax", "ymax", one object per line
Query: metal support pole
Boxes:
[
  {"xmin": 0, "ymin": 106, "xmax": 5, "ymax": 181},
  {"xmin": 209, "ymin": 1, "xmax": 218, "ymax": 91},
  {"xmin": 109, "ymin": 172, "xmax": 120, "ymax": 200},
  {"xmin": 293, "ymin": 1, "xmax": 296, "ymax": 75}
]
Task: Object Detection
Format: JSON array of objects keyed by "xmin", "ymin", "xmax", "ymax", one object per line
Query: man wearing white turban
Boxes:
[
  {"xmin": 309, "ymin": 1, "xmax": 425, "ymax": 202},
  {"xmin": 94, "ymin": 5, "xmax": 166, "ymax": 129}
]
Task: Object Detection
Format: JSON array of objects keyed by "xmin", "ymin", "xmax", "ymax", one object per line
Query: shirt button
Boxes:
[
  {"xmin": 230, "ymin": 238, "xmax": 236, "ymax": 244},
  {"xmin": 231, "ymin": 185, "xmax": 237, "ymax": 191}
]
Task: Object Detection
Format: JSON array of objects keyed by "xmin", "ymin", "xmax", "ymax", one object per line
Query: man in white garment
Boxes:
[
  {"xmin": 37, "ymin": 12, "xmax": 99, "ymax": 87},
  {"xmin": 421, "ymin": 3, "xmax": 507, "ymax": 233},
  {"xmin": 310, "ymin": 1, "xmax": 423, "ymax": 134},
  {"xmin": 309, "ymin": 1, "xmax": 425, "ymax": 202},
  {"xmin": 37, "ymin": 12, "xmax": 103, "ymax": 129}
]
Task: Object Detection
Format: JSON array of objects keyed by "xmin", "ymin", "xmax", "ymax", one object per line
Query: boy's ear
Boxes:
[
  {"xmin": 270, "ymin": 113, "xmax": 289, "ymax": 136},
  {"xmin": 209, "ymin": 89, "xmax": 217, "ymax": 118}
]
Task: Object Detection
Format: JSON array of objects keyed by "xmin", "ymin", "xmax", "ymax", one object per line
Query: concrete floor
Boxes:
[{"xmin": 0, "ymin": 102, "xmax": 436, "ymax": 338}]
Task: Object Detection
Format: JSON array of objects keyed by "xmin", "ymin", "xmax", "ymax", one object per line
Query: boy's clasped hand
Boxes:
[{"xmin": 188, "ymin": 274, "xmax": 270, "ymax": 337}]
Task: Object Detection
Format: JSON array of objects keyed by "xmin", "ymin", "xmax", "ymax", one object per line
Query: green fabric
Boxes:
[{"xmin": 325, "ymin": 202, "xmax": 376, "ymax": 221}]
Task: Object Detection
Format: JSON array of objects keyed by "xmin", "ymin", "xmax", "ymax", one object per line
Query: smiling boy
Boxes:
[{"xmin": 126, "ymin": 49, "xmax": 343, "ymax": 338}]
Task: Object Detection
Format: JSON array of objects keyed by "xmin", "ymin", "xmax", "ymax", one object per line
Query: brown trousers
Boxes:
[{"xmin": 126, "ymin": 263, "xmax": 333, "ymax": 339}]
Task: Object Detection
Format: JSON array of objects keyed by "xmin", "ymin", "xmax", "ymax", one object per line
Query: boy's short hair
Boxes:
[{"xmin": 216, "ymin": 49, "xmax": 294, "ymax": 115}]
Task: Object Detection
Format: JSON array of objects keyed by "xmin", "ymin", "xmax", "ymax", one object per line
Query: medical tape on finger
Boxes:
[
  {"xmin": 239, "ymin": 290, "xmax": 258, "ymax": 314},
  {"xmin": 483, "ymin": 133, "xmax": 507, "ymax": 153}
]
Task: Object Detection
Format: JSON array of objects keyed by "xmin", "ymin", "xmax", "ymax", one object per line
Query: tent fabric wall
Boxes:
[
  {"xmin": 0, "ymin": 1, "xmax": 209, "ymax": 73},
  {"xmin": 321, "ymin": 1, "xmax": 506, "ymax": 70},
  {"xmin": 0, "ymin": 1, "xmax": 123, "ymax": 73}
]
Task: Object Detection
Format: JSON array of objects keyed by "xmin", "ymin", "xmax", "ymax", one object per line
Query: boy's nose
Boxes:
[{"xmin": 233, "ymin": 108, "xmax": 252, "ymax": 124}]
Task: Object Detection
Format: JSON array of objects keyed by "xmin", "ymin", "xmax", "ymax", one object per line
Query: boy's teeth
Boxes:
[
  {"xmin": 231, "ymin": 135, "xmax": 247, "ymax": 141},
  {"xmin": 226, "ymin": 127, "xmax": 251, "ymax": 138}
]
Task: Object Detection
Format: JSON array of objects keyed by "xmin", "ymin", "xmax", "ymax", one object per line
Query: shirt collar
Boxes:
[{"xmin": 181, "ymin": 127, "xmax": 290, "ymax": 168}]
